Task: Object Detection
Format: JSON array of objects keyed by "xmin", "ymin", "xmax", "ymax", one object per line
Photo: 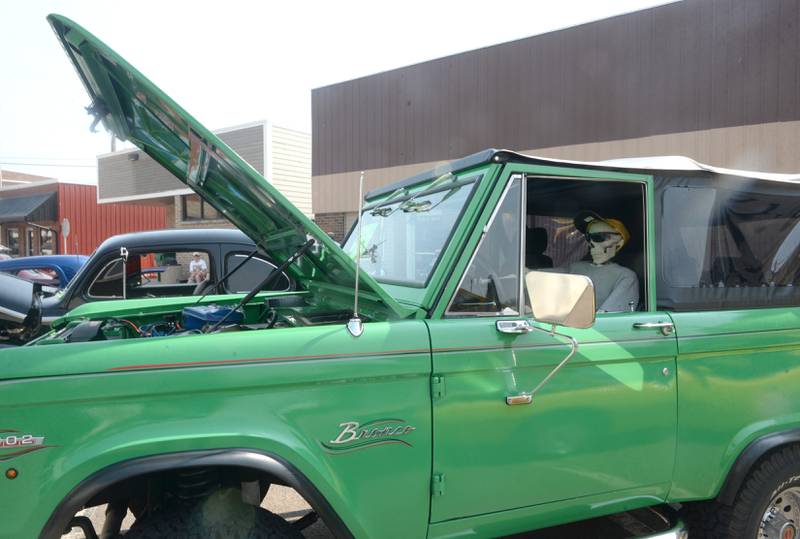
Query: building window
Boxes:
[
  {"xmin": 40, "ymin": 229, "xmax": 55, "ymax": 256},
  {"xmin": 26, "ymin": 228, "xmax": 35, "ymax": 257},
  {"xmin": 181, "ymin": 195, "xmax": 220, "ymax": 221},
  {"xmin": 6, "ymin": 228, "xmax": 19, "ymax": 256}
]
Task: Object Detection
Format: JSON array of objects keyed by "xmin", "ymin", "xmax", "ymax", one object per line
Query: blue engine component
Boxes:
[{"xmin": 181, "ymin": 305, "xmax": 243, "ymax": 330}]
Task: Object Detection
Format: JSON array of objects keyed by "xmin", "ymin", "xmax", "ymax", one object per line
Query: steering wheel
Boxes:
[
  {"xmin": 192, "ymin": 280, "xmax": 214, "ymax": 296},
  {"xmin": 257, "ymin": 306, "xmax": 278, "ymax": 328}
]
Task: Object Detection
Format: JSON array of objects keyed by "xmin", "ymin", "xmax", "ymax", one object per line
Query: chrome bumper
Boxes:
[{"xmin": 643, "ymin": 519, "xmax": 688, "ymax": 539}]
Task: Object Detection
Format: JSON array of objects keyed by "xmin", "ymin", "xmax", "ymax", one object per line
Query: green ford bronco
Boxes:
[{"xmin": 6, "ymin": 14, "xmax": 800, "ymax": 539}]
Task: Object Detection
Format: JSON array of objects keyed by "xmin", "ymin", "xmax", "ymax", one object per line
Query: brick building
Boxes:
[
  {"xmin": 0, "ymin": 174, "xmax": 166, "ymax": 256},
  {"xmin": 96, "ymin": 121, "xmax": 312, "ymax": 230}
]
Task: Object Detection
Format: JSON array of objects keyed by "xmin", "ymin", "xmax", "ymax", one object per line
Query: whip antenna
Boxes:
[{"xmin": 347, "ymin": 171, "xmax": 365, "ymax": 337}]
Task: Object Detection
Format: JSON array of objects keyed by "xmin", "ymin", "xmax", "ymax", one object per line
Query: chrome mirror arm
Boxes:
[
  {"xmin": 524, "ymin": 324, "xmax": 579, "ymax": 401},
  {"xmin": 500, "ymin": 320, "xmax": 580, "ymax": 406}
]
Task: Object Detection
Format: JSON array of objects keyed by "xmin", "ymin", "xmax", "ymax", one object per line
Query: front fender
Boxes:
[{"xmin": 3, "ymin": 321, "xmax": 432, "ymax": 539}]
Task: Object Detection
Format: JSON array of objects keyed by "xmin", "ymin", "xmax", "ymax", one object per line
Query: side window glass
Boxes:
[
  {"xmin": 224, "ymin": 254, "xmax": 290, "ymax": 293},
  {"xmin": 134, "ymin": 251, "xmax": 210, "ymax": 294},
  {"xmin": 660, "ymin": 187, "xmax": 716, "ymax": 288},
  {"xmin": 449, "ymin": 179, "xmax": 521, "ymax": 315},
  {"xmin": 524, "ymin": 177, "xmax": 646, "ymax": 313},
  {"xmin": 88, "ymin": 259, "xmax": 124, "ymax": 298},
  {"xmin": 658, "ymin": 180, "xmax": 800, "ymax": 310},
  {"xmin": 88, "ymin": 251, "xmax": 214, "ymax": 298}
]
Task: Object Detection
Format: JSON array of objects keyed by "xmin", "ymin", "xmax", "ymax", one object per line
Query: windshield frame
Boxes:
[{"xmin": 344, "ymin": 173, "xmax": 482, "ymax": 289}]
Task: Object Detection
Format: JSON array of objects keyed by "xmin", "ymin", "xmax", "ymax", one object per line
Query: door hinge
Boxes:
[
  {"xmin": 431, "ymin": 375, "xmax": 445, "ymax": 400},
  {"xmin": 431, "ymin": 473, "xmax": 445, "ymax": 496}
]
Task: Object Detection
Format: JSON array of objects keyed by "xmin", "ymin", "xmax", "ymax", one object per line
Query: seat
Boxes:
[{"xmin": 525, "ymin": 227, "xmax": 553, "ymax": 269}]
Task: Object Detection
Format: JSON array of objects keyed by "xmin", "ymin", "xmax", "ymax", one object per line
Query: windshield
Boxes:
[{"xmin": 344, "ymin": 175, "xmax": 478, "ymax": 286}]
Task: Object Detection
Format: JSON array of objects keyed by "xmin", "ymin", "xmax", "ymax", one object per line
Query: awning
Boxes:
[{"xmin": 0, "ymin": 192, "xmax": 57, "ymax": 224}]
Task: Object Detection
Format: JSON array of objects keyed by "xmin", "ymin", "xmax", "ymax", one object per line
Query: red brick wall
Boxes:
[{"xmin": 314, "ymin": 212, "xmax": 346, "ymax": 242}]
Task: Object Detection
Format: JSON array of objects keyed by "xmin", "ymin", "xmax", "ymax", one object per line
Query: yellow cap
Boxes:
[
  {"xmin": 602, "ymin": 218, "xmax": 630, "ymax": 246},
  {"xmin": 574, "ymin": 211, "xmax": 631, "ymax": 247}
]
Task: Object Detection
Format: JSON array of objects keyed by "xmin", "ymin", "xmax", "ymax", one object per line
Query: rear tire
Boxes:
[{"xmin": 687, "ymin": 445, "xmax": 800, "ymax": 538}]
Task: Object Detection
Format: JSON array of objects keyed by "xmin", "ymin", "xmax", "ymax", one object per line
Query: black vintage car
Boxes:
[{"xmin": 0, "ymin": 228, "xmax": 289, "ymax": 342}]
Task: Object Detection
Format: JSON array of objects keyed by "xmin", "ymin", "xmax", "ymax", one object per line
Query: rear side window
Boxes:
[
  {"xmin": 224, "ymin": 253, "xmax": 290, "ymax": 293},
  {"xmin": 87, "ymin": 250, "xmax": 213, "ymax": 298},
  {"xmin": 14, "ymin": 267, "xmax": 61, "ymax": 288},
  {"xmin": 657, "ymin": 177, "xmax": 800, "ymax": 311}
]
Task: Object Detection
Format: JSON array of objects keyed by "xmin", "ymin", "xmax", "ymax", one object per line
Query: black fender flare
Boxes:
[
  {"xmin": 39, "ymin": 448, "xmax": 354, "ymax": 539},
  {"xmin": 717, "ymin": 428, "xmax": 800, "ymax": 505}
]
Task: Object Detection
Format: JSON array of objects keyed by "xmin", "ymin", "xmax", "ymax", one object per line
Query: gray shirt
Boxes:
[{"xmin": 568, "ymin": 261, "xmax": 639, "ymax": 312}]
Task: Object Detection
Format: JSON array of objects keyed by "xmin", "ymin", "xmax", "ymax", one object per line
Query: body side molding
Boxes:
[
  {"xmin": 38, "ymin": 448, "xmax": 354, "ymax": 539},
  {"xmin": 717, "ymin": 428, "xmax": 800, "ymax": 505}
]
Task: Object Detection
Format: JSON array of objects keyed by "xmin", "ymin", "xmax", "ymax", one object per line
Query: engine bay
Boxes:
[{"xmin": 33, "ymin": 294, "xmax": 354, "ymax": 345}]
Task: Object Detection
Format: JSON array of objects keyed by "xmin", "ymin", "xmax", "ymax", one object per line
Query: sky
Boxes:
[{"xmin": 0, "ymin": 0, "xmax": 678, "ymax": 183}]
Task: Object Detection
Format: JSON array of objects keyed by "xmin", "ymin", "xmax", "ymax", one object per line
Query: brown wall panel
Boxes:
[{"xmin": 312, "ymin": 0, "xmax": 800, "ymax": 177}]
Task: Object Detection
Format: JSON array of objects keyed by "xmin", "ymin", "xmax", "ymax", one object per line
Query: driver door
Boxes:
[{"xmin": 428, "ymin": 171, "xmax": 678, "ymax": 523}]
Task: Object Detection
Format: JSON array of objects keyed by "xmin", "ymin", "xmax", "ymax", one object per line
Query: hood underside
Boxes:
[{"xmin": 48, "ymin": 14, "xmax": 412, "ymax": 321}]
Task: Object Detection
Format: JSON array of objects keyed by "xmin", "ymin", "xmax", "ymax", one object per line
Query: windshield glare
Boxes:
[{"xmin": 344, "ymin": 176, "xmax": 478, "ymax": 286}]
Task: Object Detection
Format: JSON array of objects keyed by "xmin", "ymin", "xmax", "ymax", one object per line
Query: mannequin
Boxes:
[{"xmin": 568, "ymin": 212, "xmax": 639, "ymax": 312}]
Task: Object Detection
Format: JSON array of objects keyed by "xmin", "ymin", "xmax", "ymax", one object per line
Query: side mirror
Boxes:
[{"xmin": 525, "ymin": 271, "xmax": 596, "ymax": 329}]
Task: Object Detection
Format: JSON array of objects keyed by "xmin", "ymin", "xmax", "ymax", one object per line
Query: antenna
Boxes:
[{"xmin": 347, "ymin": 171, "xmax": 365, "ymax": 337}]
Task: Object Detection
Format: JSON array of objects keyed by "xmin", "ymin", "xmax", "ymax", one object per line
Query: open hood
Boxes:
[{"xmin": 48, "ymin": 15, "xmax": 412, "ymax": 321}]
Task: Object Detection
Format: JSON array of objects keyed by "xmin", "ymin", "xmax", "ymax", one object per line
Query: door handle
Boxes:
[
  {"xmin": 632, "ymin": 321, "xmax": 674, "ymax": 336},
  {"xmin": 496, "ymin": 320, "xmax": 532, "ymax": 334},
  {"xmin": 506, "ymin": 393, "xmax": 533, "ymax": 405}
]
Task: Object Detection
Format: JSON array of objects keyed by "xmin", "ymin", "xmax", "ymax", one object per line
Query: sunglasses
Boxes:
[{"xmin": 585, "ymin": 232, "xmax": 621, "ymax": 243}]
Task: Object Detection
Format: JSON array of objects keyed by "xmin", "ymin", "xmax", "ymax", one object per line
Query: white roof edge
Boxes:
[
  {"xmin": 214, "ymin": 119, "xmax": 268, "ymax": 134},
  {"xmin": 509, "ymin": 150, "xmax": 800, "ymax": 183},
  {"xmin": 0, "ymin": 179, "xmax": 60, "ymax": 192},
  {"xmin": 98, "ymin": 187, "xmax": 193, "ymax": 204}
]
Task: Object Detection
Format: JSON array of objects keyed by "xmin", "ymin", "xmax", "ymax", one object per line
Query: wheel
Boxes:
[
  {"xmin": 687, "ymin": 445, "xmax": 800, "ymax": 538},
  {"xmin": 124, "ymin": 488, "xmax": 302, "ymax": 539}
]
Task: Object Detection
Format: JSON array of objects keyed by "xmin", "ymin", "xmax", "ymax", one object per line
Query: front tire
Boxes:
[
  {"xmin": 688, "ymin": 445, "xmax": 800, "ymax": 538},
  {"xmin": 124, "ymin": 488, "xmax": 302, "ymax": 539}
]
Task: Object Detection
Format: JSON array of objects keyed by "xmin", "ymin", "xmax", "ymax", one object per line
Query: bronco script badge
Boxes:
[{"xmin": 322, "ymin": 419, "xmax": 416, "ymax": 454}]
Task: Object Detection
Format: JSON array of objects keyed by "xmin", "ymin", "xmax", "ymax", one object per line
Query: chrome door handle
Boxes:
[
  {"xmin": 632, "ymin": 321, "xmax": 674, "ymax": 336},
  {"xmin": 496, "ymin": 320, "xmax": 532, "ymax": 334},
  {"xmin": 506, "ymin": 393, "xmax": 532, "ymax": 405}
]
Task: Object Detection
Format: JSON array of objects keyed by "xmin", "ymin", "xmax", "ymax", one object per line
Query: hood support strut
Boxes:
[{"xmin": 206, "ymin": 239, "xmax": 315, "ymax": 333}]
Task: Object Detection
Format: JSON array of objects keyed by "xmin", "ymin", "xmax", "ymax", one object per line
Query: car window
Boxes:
[
  {"xmin": 15, "ymin": 268, "xmax": 61, "ymax": 287},
  {"xmin": 448, "ymin": 178, "xmax": 522, "ymax": 315},
  {"xmin": 343, "ymin": 175, "xmax": 479, "ymax": 286},
  {"xmin": 523, "ymin": 176, "xmax": 647, "ymax": 313},
  {"xmin": 657, "ymin": 178, "xmax": 800, "ymax": 311},
  {"xmin": 87, "ymin": 250, "xmax": 213, "ymax": 298},
  {"xmin": 88, "ymin": 259, "xmax": 125, "ymax": 298},
  {"xmin": 224, "ymin": 253, "xmax": 290, "ymax": 293}
]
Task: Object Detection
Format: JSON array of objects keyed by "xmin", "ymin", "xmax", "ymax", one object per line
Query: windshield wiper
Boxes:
[
  {"xmin": 401, "ymin": 184, "xmax": 462, "ymax": 213},
  {"xmin": 206, "ymin": 239, "xmax": 315, "ymax": 333},
  {"xmin": 369, "ymin": 187, "xmax": 406, "ymax": 216},
  {"xmin": 369, "ymin": 172, "xmax": 456, "ymax": 218}
]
